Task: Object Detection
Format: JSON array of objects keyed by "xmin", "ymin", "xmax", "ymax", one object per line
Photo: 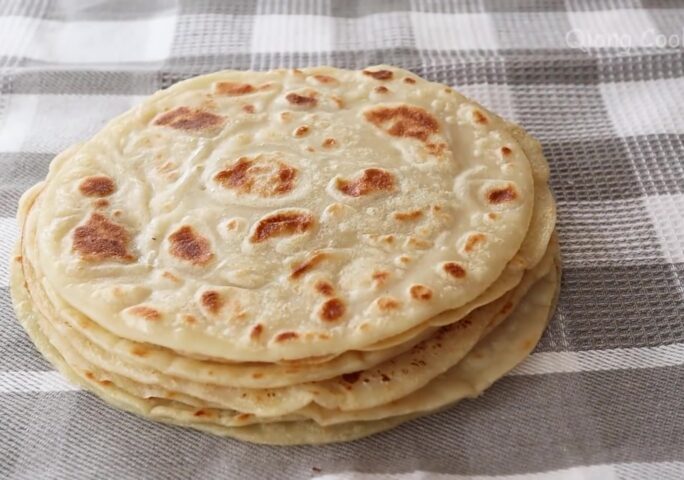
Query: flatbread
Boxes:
[{"xmin": 30, "ymin": 65, "xmax": 535, "ymax": 362}]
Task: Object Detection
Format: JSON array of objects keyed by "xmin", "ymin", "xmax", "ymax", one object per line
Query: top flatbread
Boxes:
[{"xmin": 30, "ymin": 65, "xmax": 534, "ymax": 361}]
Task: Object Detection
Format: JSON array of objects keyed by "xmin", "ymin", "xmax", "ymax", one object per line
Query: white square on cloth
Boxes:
[
  {"xmin": 251, "ymin": 15, "xmax": 334, "ymax": 52},
  {"xmin": 600, "ymin": 78, "xmax": 684, "ymax": 136},
  {"xmin": 410, "ymin": 12, "xmax": 499, "ymax": 50},
  {"xmin": 0, "ymin": 16, "xmax": 177, "ymax": 63},
  {"xmin": 644, "ymin": 194, "xmax": 684, "ymax": 264}
]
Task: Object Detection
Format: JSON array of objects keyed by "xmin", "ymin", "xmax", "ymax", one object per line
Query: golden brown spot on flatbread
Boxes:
[
  {"xmin": 372, "ymin": 270, "xmax": 390, "ymax": 286},
  {"xmin": 286, "ymin": 92, "xmax": 317, "ymax": 107},
  {"xmin": 374, "ymin": 86, "xmax": 389, "ymax": 94},
  {"xmin": 242, "ymin": 104, "xmax": 255, "ymax": 114},
  {"xmin": 444, "ymin": 87, "xmax": 454, "ymax": 94},
  {"xmin": 314, "ymin": 280, "xmax": 334, "ymax": 296},
  {"xmin": 393, "ymin": 209, "xmax": 422, "ymax": 221},
  {"xmin": 501, "ymin": 146, "xmax": 512, "ymax": 156},
  {"xmin": 275, "ymin": 331, "xmax": 299, "ymax": 342},
  {"xmin": 251, "ymin": 372, "xmax": 263, "ymax": 379},
  {"xmin": 473, "ymin": 110, "xmax": 488, "ymax": 124},
  {"xmin": 425, "ymin": 143, "xmax": 447, "ymax": 156},
  {"xmin": 129, "ymin": 306, "xmax": 161, "ymax": 321},
  {"xmin": 500, "ymin": 301, "xmax": 514, "ymax": 315},
  {"xmin": 168, "ymin": 226, "xmax": 213, "ymax": 265},
  {"xmin": 342, "ymin": 371, "xmax": 362, "ymax": 384},
  {"xmin": 131, "ymin": 345, "xmax": 149, "ymax": 357},
  {"xmin": 365, "ymin": 105, "xmax": 439, "ymax": 142},
  {"xmin": 215, "ymin": 82, "xmax": 255, "ymax": 96},
  {"xmin": 236, "ymin": 413, "xmax": 253, "ymax": 421},
  {"xmin": 332, "ymin": 96, "xmax": 345, "ymax": 108},
  {"xmin": 319, "ymin": 298, "xmax": 345, "ymax": 322},
  {"xmin": 322, "ymin": 138, "xmax": 337, "ymax": 148},
  {"xmin": 410, "ymin": 284, "xmax": 433, "ymax": 301},
  {"xmin": 79, "ymin": 175, "xmax": 115, "ymax": 197},
  {"xmin": 153, "ymin": 106, "xmax": 224, "ymax": 132},
  {"xmin": 93, "ymin": 199, "xmax": 109, "ymax": 209},
  {"xmin": 193, "ymin": 409, "xmax": 212, "ymax": 417},
  {"xmin": 290, "ymin": 252, "xmax": 327, "ymax": 280},
  {"xmin": 201, "ymin": 291, "xmax": 223, "ymax": 315},
  {"xmin": 488, "ymin": 212, "xmax": 499, "ymax": 220},
  {"xmin": 487, "ymin": 184, "xmax": 518, "ymax": 204},
  {"xmin": 280, "ymin": 111, "xmax": 293, "ymax": 122},
  {"xmin": 403, "ymin": 77, "xmax": 416, "ymax": 84},
  {"xmin": 214, "ymin": 156, "xmax": 298, "ymax": 197},
  {"xmin": 98, "ymin": 379, "xmax": 113, "ymax": 387},
  {"xmin": 72, "ymin": 213, "xmax": 134, "ymax": 262},
  {"xmin": 363, "ymin": 69, "xmax": 393, "ymax": 80},
  {"xmin": 444, "ymin": 262, "xmax": 466, "ymax": 279},
  {"xmin": 84, "ymin": 371, "xmax": 95, "ymax": 380},
  {"xmin": 183, "ymin": 314, "xmax": 198, "ymax": 325},
  {"xmin": 162, "ymin": 271, "xmax": 181, "ymax": 283},
  {"xmin": 313, "ymin": 74, "xmax": 337, "ymax": 84},
  {"xmin": 398, "ymin": 255, "xmax": 412, "ymax": 264},
  {"xmin": 250, "ymin": 211, "xmax": 314, "ymax": 243},
  {"xmin": 407, "ymin": 237, "xmax": 432, "ymax": 249},
  {"xmin": 294, "ymin": 125, "xmax": 310, "ymax": 137},
  {"xmin": 250, "ymin": 323, "xmax": 263, "ymax": 340},
  {"xmin": 464, "ymin": 233, "xmax": 486, "ymax": 253},
  {"xmin": 521, "ymin": 338, "xmax": 534, "ymax": 350},
  {"xmin": 336, "ymin": 168, "xmax": 395, "ymax": 197},
  {"xmin": 377, "ymin": 296, "xmax": 401, "ymax": 311}
]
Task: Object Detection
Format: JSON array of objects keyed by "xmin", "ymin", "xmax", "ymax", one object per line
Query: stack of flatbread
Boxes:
[{"xmin": 11, "ymin": 66, "xmax": 559, "ymax": 445}]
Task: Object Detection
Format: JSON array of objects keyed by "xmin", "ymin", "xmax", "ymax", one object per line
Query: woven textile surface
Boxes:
[{"xmin": 0, "ymin": 0, "xmax": 683, "ymax": 478}]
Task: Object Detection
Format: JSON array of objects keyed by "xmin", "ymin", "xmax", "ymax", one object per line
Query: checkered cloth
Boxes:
[{"xmin": 1, "ymin": 0, "xmax": 683, "ymax": 478}]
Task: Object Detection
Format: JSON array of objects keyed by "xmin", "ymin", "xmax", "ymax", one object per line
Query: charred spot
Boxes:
[
  {"xmin": 464, "ymin": 233, "xmax": 486, "ymax": 253},
  {"xmin": 193, "ymin": 409, "xmax": 211, "ymax": 417},
  {"xmin": 342, "ymin": 371, "xmax": 362, "ymax": 384},
  {"xmin": 250, "ymin": 323, "xmax": 264, "ymax": 340},
  {"xmin": 129, "ymin": 306, "xmax": 161, "ymax": 321},
  {"xmin": 443, "ymin": 262, "xmax": 466, "ymax": 279},
  {"xmin": 313, "ymin": 74, "xmax": 337, "ymax": 84},
  {"xmin": 314, "ymin": 280, "xmax": 334, "ymax": 296},
  {"xmin": 377, "ymin": 296, "xmax": 401, "ymax": 311},
  {"xmin": 374, "ymin": 86, "xmax": 389, "ymax": 94},
  {"xmin": 336, "ymin": 168, "xmax": 395, "ymax": 197},
  {"xmin": 487, "ymin": 184, "xmax": 518, "ymax": 204},
  {"xmin": 242, "ymin": 104, "xmax": 256, "ymax": 114},
  {"xmin": 285, "ymin": 92, "xmax": 317, "ymax": 108},
  {"xmin": 153, "ymin": 106, "xmax": 225, "ymax": 132},
  {"xmin": 403, "ymin": 77, "xmax": 416, "ymax": 84},
  {"xmin": 380, "ymin": 373, "xmax": 391, "ymax": 382},
  {"xmin": 79, "ymin": 175, "xmax": 115, "ymax": 197},
  {"xmin": 363, "ymin": 69, "xmax": 393, "ymax": 81},
  {"xmin": 294, "ymin": 125, "xmax": 310, "ymax": 137},
  {"xmin": 275, "ymin": 331, "xmax": 299, "ymax": 342},
  {"xmin": 322, "ymin": 138, "xmax": 337, "ymax": 148},
  {"xmin": 364, "ymin": 105, "xmax": 439, "ymax": 142},
  {"xmin": 290, "ymin": 252, "xmax": 327, "ymax": 280},
  {"xmin": 215, "ymin": 82, "xmax": 256, "ymax": 96},
  {"xmin": 214, "ymin": 156, "xmax": 298, "ymax": 197},
  {"xmin": 250, "ymin": 211, "xmax": 314, "ymax": 243},
  {"xmin": 72, "ymin": 213, "xmax": 134, "ymax": 262},
  {"xmin": 201, "ymin": 290, "xmax": 223, "ymax": 315},
  {"xmin": 168, "ymin": 226, "xmax": 213, "ymax": 266},
  {"xmin": 410, "ymin": 284, "xmax": 433, "ymax": 301},
  {"xmin": 319, "ymin": 298, "xmax": 345, "ymax": 322},
  {"xmin": 393, "ymin": 209, "xmax": 422, "ymax": 221},
  {"xmin": 501, "ymin": 146, "xmax": 512, "ymax": 156}
]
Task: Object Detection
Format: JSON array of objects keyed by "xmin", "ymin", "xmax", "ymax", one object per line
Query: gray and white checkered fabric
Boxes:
[{"xmin": 1, "ymin": 1, "xmax": 683, "ymax": 479}]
